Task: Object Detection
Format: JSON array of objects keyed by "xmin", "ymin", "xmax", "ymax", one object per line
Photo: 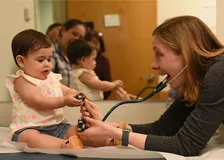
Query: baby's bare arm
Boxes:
[
  {"xmin": 61, "ymin": 83, "xmax": 78, "ymax": 95},
  {"xmin": 14, "ymin": 77, "xmax": 78, "ymax": 109},
  {"xmin": 79, "ymin": 72, "xmax": 123, "ymax": 91}
]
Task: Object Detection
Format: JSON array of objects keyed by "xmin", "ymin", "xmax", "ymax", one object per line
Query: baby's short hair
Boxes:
[
  {"xmin": 11, "ymin": 29, "xmax": 52, "ymax": 66},
  {"xmin": 67, "ymin": 39, "xmax": 95, "ymax": 65}
]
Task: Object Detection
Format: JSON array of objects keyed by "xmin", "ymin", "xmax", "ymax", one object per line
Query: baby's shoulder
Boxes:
[
  {"xmin": 6, "ymin": 70, "xmax": 32, "ymax": 85},
  {"xmin": 48, "ymin": 72, "xmax": 62, "ymax": 81},
  {"xmin": 72, "ymin": 68, "xmax": 94, "ymax": 76}
]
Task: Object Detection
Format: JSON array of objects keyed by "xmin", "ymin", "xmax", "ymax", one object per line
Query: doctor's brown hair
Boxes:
[{"xmin": 153, "ymin": 16, "xmax": 224, "ymax": 105}]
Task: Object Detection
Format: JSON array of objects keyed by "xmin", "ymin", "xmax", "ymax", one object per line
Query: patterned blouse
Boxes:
[{"xmin": 6, "ymin": 70, "xmax": 66, "ymax": 138}]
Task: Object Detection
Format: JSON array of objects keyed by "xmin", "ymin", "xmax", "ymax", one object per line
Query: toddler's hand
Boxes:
[
  {"xmin": 63, "ymin": 94, "xmax": 83, "ymax": 107},
  {"xmin": 113, "ymin": 80, "xmax": 124, "ymax": 88}
]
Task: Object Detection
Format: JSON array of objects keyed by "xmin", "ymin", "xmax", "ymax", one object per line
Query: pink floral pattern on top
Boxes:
[{"xmin": 6, "ymin": 70, "xmax": 67, "ymax": 139}]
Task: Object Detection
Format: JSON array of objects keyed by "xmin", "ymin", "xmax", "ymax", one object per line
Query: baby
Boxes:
[
  {"xmin": 6, "ymin": 29, "xmax": 85, "ymax": 149},
  {"xmin": 67, "ymin": 39, "xmax": 124, "ymax": 100}
]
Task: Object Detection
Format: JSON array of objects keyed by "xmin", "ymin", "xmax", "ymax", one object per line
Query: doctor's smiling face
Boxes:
[{"xmin": 151, "ymin": 36, "xmax": 186, "ymax": 90}]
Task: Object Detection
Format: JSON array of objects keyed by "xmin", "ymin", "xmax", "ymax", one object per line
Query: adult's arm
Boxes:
[{"xmin": 133, "ymin": 58, "xmax": 224, "ymax": 156}]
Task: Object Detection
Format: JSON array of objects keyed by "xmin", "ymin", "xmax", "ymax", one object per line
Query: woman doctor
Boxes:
[{"xmin": 77, "ymin": 16, "xmax": 224, "ymax": 156}]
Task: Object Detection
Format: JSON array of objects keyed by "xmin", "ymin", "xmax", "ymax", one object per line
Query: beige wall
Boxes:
[
  {"xmin": 0, "ymin": 101, "xmax": 167, "ymax": 126},
  {"xmin": 0, "ymin": 0, "xmax": 35, "ymax": 102},
  {"xmin": 157, "ymin": 0, "xmax": 216, "ymax": 25},
  {"xmin": 216, "ymin": 0, "xmax": 224, "ymax": 44}
]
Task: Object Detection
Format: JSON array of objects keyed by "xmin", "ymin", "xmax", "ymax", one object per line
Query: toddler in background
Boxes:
[
  {"xmin": 6, "ymin": 29, "xmax": 85, "ymax": 149},
  {"xmin": 85, "ymin": 31, "xmax": 112, "ymax": 100},
  {"xmin": 67, "ymin": 39, "xmax": 124, "ymax": 100}
]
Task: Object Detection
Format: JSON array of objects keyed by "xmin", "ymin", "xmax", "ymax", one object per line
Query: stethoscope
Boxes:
[{"xmin": 102, "ymin": 65, "xmax": 187, "ymax": 121}]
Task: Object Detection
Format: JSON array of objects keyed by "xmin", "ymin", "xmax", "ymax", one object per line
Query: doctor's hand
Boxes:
[
  {"xmin": 77, "ymin": 117, "xmax": 118, "ymax": 142},
  {"xmin": 80, "ymin": 100, "xmax": 102, "ymax": 120}
]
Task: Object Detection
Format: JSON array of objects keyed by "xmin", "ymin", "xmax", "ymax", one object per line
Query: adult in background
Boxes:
[{"xmin": 52, "ymin": 19, "xmax": 86, "ymax": 86}]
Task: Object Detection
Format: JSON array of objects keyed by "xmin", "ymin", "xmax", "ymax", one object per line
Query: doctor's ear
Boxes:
[{"xmin": 16, "ymin": 55, "xmax": 25, "ymax": 68}]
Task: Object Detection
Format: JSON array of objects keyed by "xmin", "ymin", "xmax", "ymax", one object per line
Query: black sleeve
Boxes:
[
  {"xmin": 143, "ymin": 59, "xmax": 224, "ymax": 156},
  {"xmin": 130, "ymin": 100, "xmax": 195, "ymax": 136}
]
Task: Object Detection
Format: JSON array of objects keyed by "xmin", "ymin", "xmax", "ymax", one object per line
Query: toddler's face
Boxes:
[
  {"xmin": 82, "ymin": 50, "xmax": 97, "ymax": 70},
  {"xmin": 21, "ymin": 47, "xmax": 53, "ymax": 80}
]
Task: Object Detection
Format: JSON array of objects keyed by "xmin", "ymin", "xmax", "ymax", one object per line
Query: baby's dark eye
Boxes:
[{"xmin": 38, "ymin": 59, "xmax": 44, "ymax": 62}]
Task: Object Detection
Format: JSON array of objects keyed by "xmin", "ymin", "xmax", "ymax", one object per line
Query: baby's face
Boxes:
[
  {"xmin": 82, "ymin": 50, "xmax": 97, "ymax": 70},
  {"xmin": 21, "ymin": 47, "xmax": 53, "ymax": 80}
]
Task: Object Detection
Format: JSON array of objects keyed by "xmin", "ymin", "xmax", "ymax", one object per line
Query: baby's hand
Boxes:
[
  {"xmin": 63, "ymin": 94, "xmax": 83, "ymax": 107},
  {"xmin": 113, "ymin": 80, "xmax": 124, "ymax": 88}
]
